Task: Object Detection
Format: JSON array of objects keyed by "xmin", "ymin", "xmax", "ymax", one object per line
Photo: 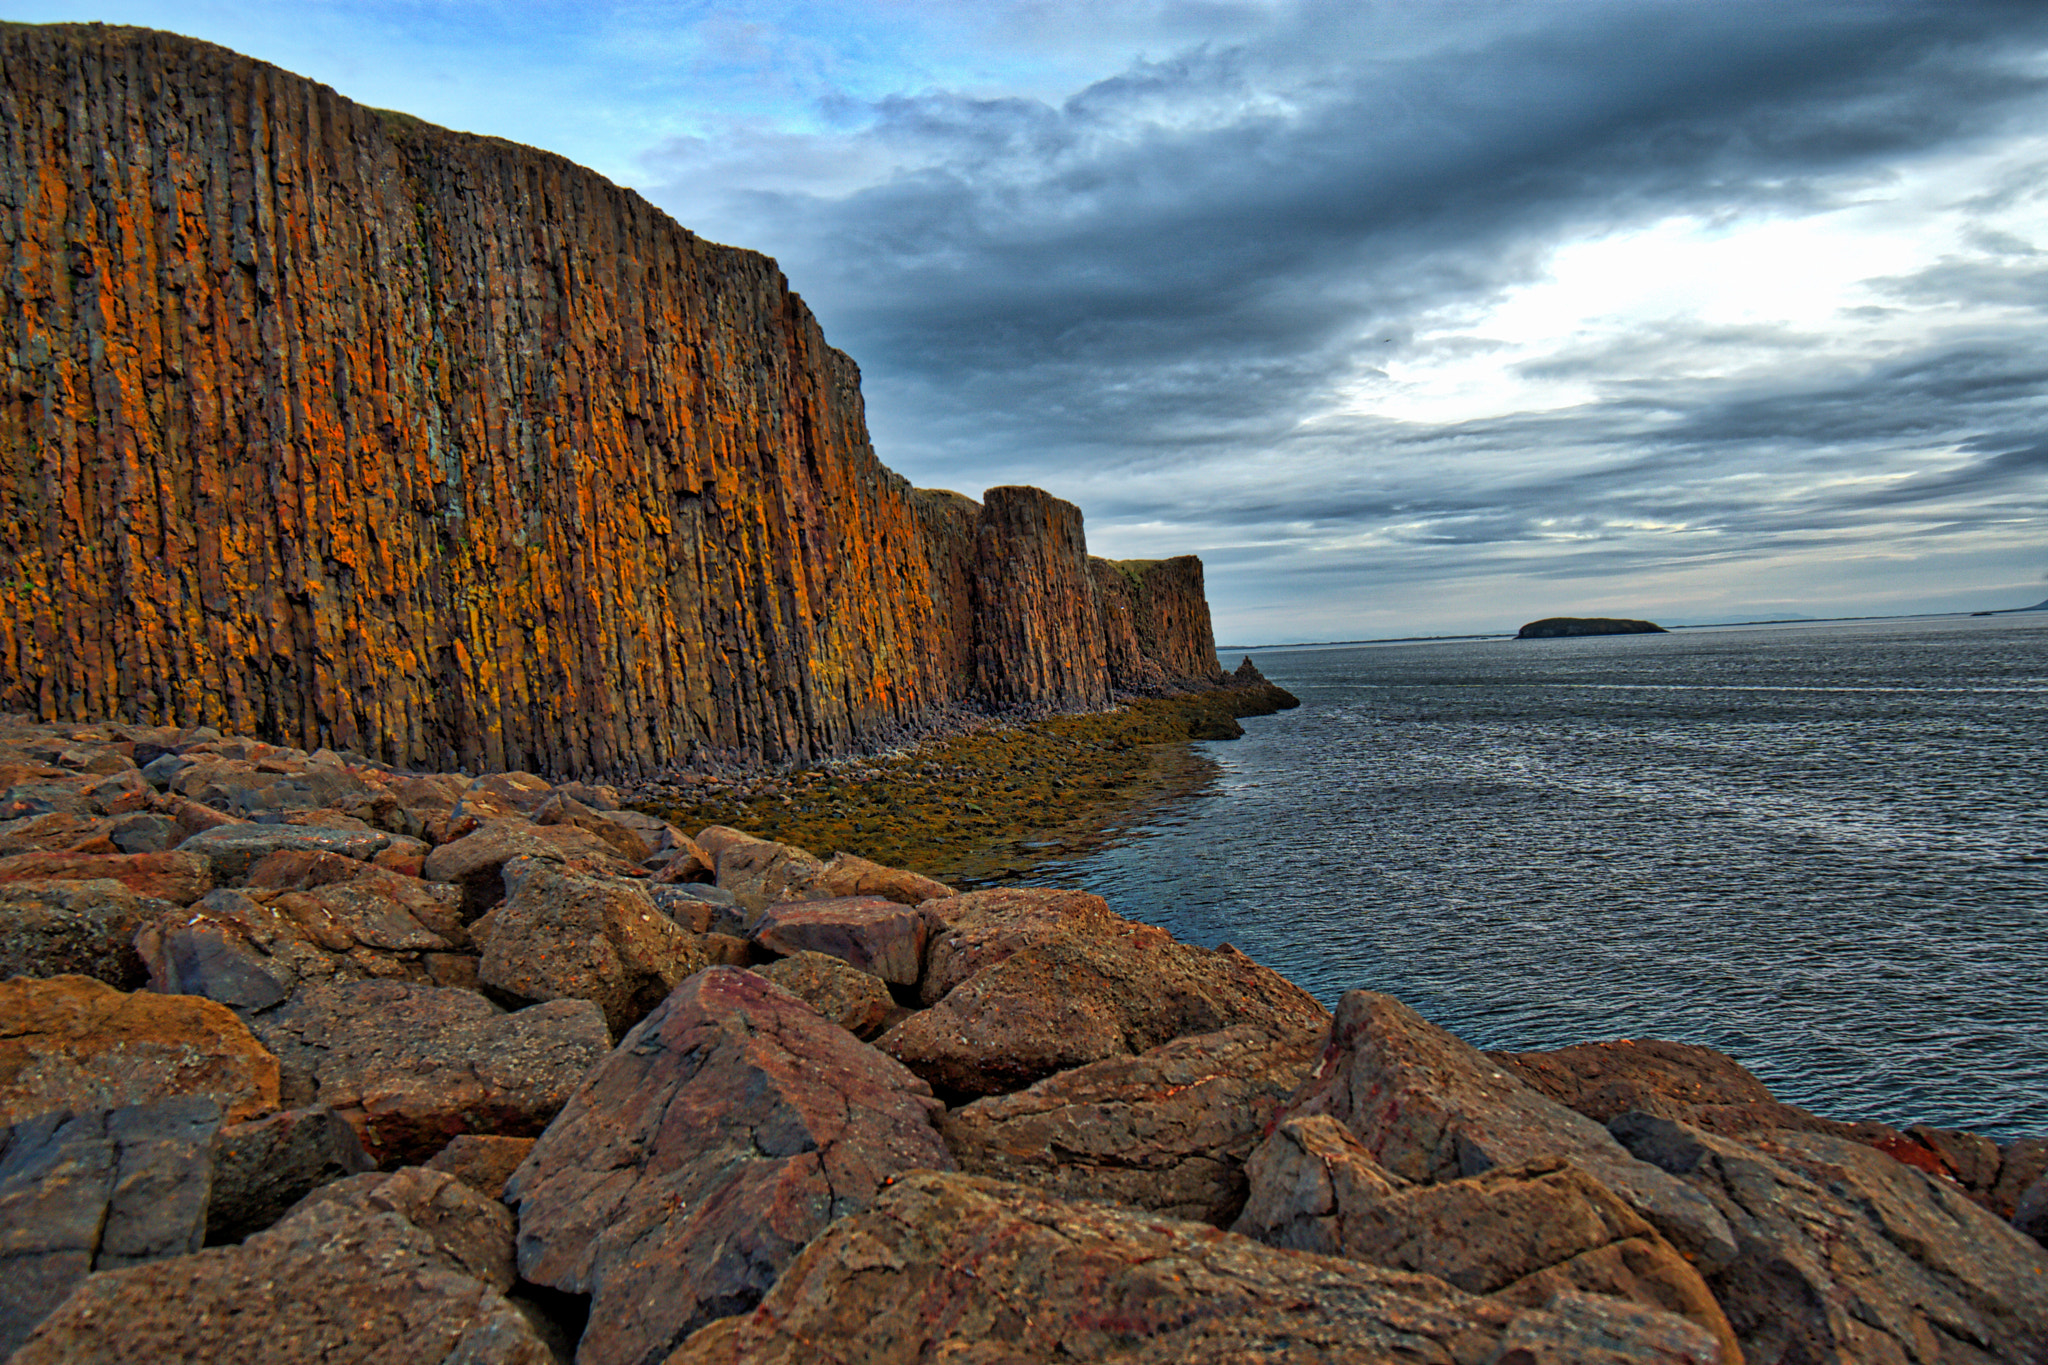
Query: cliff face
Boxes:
[{"xmin": 0, "ymin": 24, "xmax": 1223, "ymax": 777}]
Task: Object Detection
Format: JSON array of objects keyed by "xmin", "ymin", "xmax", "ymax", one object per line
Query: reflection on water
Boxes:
[{"xmin": 1034, "ymin": 613, "xmax": 2048, "ymax": 1139}]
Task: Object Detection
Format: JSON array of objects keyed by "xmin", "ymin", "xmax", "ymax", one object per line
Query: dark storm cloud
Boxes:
[{"xmin": 638, "ymin": 0, "xmax": 2048, "ymax": 630}]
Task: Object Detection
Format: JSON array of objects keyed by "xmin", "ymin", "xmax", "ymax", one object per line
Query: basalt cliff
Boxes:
[{"xmin": 0, "ymin": 22, "xmax": 1229, "ymax": 779}]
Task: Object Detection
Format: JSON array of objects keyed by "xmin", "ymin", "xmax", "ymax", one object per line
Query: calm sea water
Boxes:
[{"xmin": 1034, "ymin": 613, "xmax": 2048, "ymax": 1140}]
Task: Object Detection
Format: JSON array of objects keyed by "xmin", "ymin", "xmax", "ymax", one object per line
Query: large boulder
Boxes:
[
  {"xmin": 0, "ymin": 1096, "xmax": 221, "ymax": 1357},
  {"xmin": 175, "ymin": 823, "xmax": 396, "ymax": 884},
  {"xmin": 751, "ymin": 951, "xmax": 897, "ymax": 1039},
  {"xmin": 1283, "ymin": 990, "xmax": 1736, "ymax": 1273},
  {"xmin": 292, "ymin": 1166, "xmax": 521, "ymax": 1292},
  {"xmin": 0, "ymin": 879, "xmax": 174, "ymax": 986},
  {"xmin": 811, "ymin": 851, "xmax": 953, "ymax": 907},
  {"xmin": 664, "ymin": 1171, "xmax": 1726, "ymax": 1365},
  {"xmin": 205, "ymin": 1106, "xmax": 376, "ymax": 1244},
  {"xmin": 0, "ymin": 975, "xmax": 278, "ymax": 1126},
  {"xmin": 0, "ymin": 849, "xmax": 212, "ymax": 905},
  {"xmin": 247, "ymin": 980, "xmax": 610, "ymax": 1165},
  {"xmin": 135, "ymin": 877, "xmax": 468, "ymax": 1012},
  {"xmin": 1616, "ymin": 1115, "xmax": 2048, "ymax": 1365},
  {"xmin": 11, "ymin": 1168, "xmax": 554, "ymax": 1364},
  {"xmin": 879, "ymin": 896, "xmax": 1328, "ymax": 1098},
  {"xmin": 472, "ymin": 856, "xmax": 707, "ymax": 1034},
  {"xmin": 940, "ymin": 1022, "xmax": 1324, "ymax": 1225},
  {"xmin": 1233, "ymin": 1122, "xmax": 1739, "ymax": 1361},
  {"xmin": 507, "ymin": 967, "xmax": 954, "ymax": 1365},
  {"xmin": 914, "ymin": 886, "xmax": 1115, "ymax": 1005},
  {"xmin": 751, "ymin": 894, "xmax": 926, "ymax": 985},
  {"xmin": 421, "ymin": 818, "xmax": 633, "ymax": 918},
  {"xmin": 703, "ymin": 828, "xmax": 827, "ymax": 915}
]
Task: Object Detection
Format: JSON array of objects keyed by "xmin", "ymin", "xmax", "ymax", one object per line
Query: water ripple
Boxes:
[{"xmin": 1041, "ymin": 614, "xmax": 2048, "ymax": 1140}]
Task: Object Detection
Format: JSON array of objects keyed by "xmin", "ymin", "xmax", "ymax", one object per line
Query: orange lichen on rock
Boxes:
[{"xmin": 0, "ymin": 24, "xmax": 1228, "ymax": 778}]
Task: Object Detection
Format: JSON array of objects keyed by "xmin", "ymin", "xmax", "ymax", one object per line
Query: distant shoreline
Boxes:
[{"xmin": 1221, "ymin": 606, "xmax": 2044, "ymax": 653}]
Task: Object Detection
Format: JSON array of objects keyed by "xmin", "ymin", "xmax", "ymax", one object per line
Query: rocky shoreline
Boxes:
[{"xmin": 1, "ymin": 709, "xmax": 2044, "ymax": 1363}]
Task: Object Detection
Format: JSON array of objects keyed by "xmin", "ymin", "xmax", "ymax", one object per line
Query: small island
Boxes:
[{"xmin": 1517, "ymin": 616, "xmax": 1669, "ymax": 639}]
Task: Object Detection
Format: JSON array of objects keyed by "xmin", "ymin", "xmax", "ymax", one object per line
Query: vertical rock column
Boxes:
[{"xmin": 970, "ymin": 487, "xmax": 1111, "ymax": 710}]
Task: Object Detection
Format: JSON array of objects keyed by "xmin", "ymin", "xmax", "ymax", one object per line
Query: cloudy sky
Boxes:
[{"xmin": 17, "ymin": 1, "xmax": 2048, "ymax": 640}]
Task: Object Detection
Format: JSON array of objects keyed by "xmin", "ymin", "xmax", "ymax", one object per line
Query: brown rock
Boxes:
[
  {"xmin": 1285, "ymin": 991, "xmax": 1737, "ymax": 1274},
  {"xmin": 0, "ymin": 850, "xmax": 212, "ymax": 906},
  {"xmin": 175, "ymin": 822, "xmax": 395, "ymax": 884},
  {"xmin": 533, "ymin": 792, "xmax": 656, "ymax": 862},
  {"xmin": 751, "ymin": 951, "xmax": 896, "ymax": 1038},
  {"xmin": 12, "ymin": 1177, "xmax": 553, "ymax": 1365},
  {"xmin": 812, "ymin": 852, "xmax": 954, "ymax": 906},
  {"xmin": 135, "ymin": 877, "xmax": 463, "ymax": 1011},
  {"xmin": 244, "ymin": 848, "xmax": 382, "ymax": 891},
  {"xmin": 662, "ymin": 1170, "xmax": 1725, "ymax": 1365},
  {"xmin": 1907, "ymin": 1123, "xmax": 2002, "ymax": 1195},
  {"xmin": 916, "ymin": 886, "xmax": 1115, "ymax": 1005},
  {"xmin": 752, "ymin": 894, "xmax": 926, "ymax": 984},
  {"xmin": 880, "ymin": 905, "xmax": 1328, "ymax": 1098},
  {"xmin": 426, "ymin": 1134, "xmax": 538, "ymax": 1200},
  {"xmin": 473, "ymin": 856, "xmax": 708, "ymax": 1034},
  {"xmin": 292, "ymin": 1166, "xmax": 519, "ymax": 1291},
  {"xmin": 0, "ymin": 880, "xmax": 171, "ymax": 986},
  {"xmin": 1238, "ymin": 1143, "xmax": 1739, "ymax": 1360},
  {"xmin": 710, "ymin": 830, "xmax": 827, "ymax": 914},
  {"xmin": 1232, "ymin": 1112, "xmax": 1410, "ymax": 1251},
  {"xmin": 0, "ymin": 1096, "xmax": 221, "ymax": 1357},
  {"xmin": 507, "ymin": 967, "xmax": 954, "ymax": 1365},
  {"xmin": 1994, "ymin": 1138, "xmax": 2048, "ymax": 1220},
  {"xmin": 940, "ymin": 1022, "xmax": 1324, "ymax": 1225},
  {"xmin": 1491, "ymin": 1038, "xmax": 1779, "ymax": 1122},
  {"xmin": 652, "ymin": 839, "xmax": 716, "ymax": 884},
  {"xmin": 0, "ymin": 976, "xmax": 278, "ymax": 1126},
  {"xmin": 421, "ymin": 818, "xmax": 634, "ymax": 918},
  {"xmin": 1615, "ymin": 1115, "xmax": 2048, "ymax": 1365},
  {"xmin": 206, "ymin": 1106, "xmax": 375, "ymax": 1244},
  {"xmin": 247, "ymin": 980, "xmax": 609, "ymax": 1164}
]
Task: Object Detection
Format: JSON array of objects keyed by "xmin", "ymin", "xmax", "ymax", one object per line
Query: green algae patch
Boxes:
[{"xmin": 632, "ymin": 690, "xmax": 1283, "ymax": 888}]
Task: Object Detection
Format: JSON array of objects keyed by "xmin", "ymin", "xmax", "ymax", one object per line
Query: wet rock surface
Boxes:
[{"xmin": 508, "ymin": 968, "xmax": 954, "ymax": 1365}]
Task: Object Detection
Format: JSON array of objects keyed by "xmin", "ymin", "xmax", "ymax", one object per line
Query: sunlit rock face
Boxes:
[{"xmin": 0, "ymin": 23, "xmax": 1223, "ymax": 779}]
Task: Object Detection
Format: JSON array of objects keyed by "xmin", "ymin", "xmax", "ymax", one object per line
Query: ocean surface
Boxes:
[{"xmin": 1033, "ymin": 612, "xmax": 2048, "ymax": 1140}]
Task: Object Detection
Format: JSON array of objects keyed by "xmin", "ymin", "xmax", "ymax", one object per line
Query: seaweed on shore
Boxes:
[{"xmin": 630, "ymin": 689, "xmax": 1287, "ymax": 887}]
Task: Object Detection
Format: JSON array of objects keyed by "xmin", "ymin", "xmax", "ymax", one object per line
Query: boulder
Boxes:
[
  {"xmin": 205, "ymin": 1106, "xmax": 375, "ymax": 1244},
  {"xmin": 0, "ymin": 976, "xmax": 278, "ymax": 1126},
  {"xmin": 473, "ymin": 856, "xmax": 707, "ymax": 1034},
  {"xmin": 646, "ymin": 882, "xmax": 740, "ymax": 933},
  {"xmin": 176, "ymin": 822, "xmax": 394, "ymax": 884},
  {"xmin": 0, "ymin": 849, "xmax": 212, "ymax": 905},
  {"xmin": 135, "ymin": 879, "xmax": 464, "ymax": 1012},
  {"xmin": 1232, "ymin": 1112, "xmax": 1410, "ymax": 1249},
  {"xmin": 812, "ymin": 852, "xmax": 954, "ymax": 907},
  {"xmin": 752, "ymin": 894, "xmax": 925, "ymax": 985},
  {"xmin": 0, "ymin": 1096, "xmax": 221, "ymax": 1357},
  {"xmin": 11, "ymin": 1172, "xmax": 554, "ymax": 1364},
  {"xmin": 532, "ymin": 792, "xmax": 658, "ymax": 863},
  {"xmin": 1615, "ymin": 1115, "xmax": 2048, "ymax": 1365},
  {"xmin": 941, "ymin": 1022, "xmax": 1324, "ymax": 1225},
  {"xmin": 1241, "ymin": 1139, "xmax": 1739, "ymax": 1359},
  {"xmin": 247, "ymin": 980, "xmax": 610, "ymax": 1164},
  {"xmin": 703, "ymin": 828, "xmax": 826, "ymax": 913},
  {"xmin": 421, "ymin": 817, "xmax": 634, "ymax": 918},
  {"xmin": 1491, "ymin": 1038, "xmax": 1779, "ymax": 1121},
  {"xmin": 1995, "ymin": 1138, "xmax": 2048, "ymax": 1219},
  {"xmin": 664, "ymin": 1171, "xmax": 1725, "ymax": 1365},
  {"xmin": 507, "ymin": 967, "xmax": 954, "ymax": 1365},
  {"xmin": 0, "ymin": 879, "xmax": 173, "ymax": 986},
  {"xmin": 879, "ymin": 905, "xmax": 1327, "ymax": 1098},
  {"xmin": 915, "ymin": 886, "xmax": 1115, "ymax": 1005},
  {"xmin": 1284, "ymin": 990, "xmax": 1736, "ymax": 1273},
  {"xmin": 1907, "ymin": 1123, "xmax": 2003, "ymax": 1200},
  {"xmin": 752, "ymin": 951, "xmax": 897, "ymax": 1038},
  {"xmin": 292, "ymin": 1166, "xmax": 519, "ymax": 1291},
  {"xmin": 425, "ymin": 1134, "xmax": 537, "ymax": 1200}
]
